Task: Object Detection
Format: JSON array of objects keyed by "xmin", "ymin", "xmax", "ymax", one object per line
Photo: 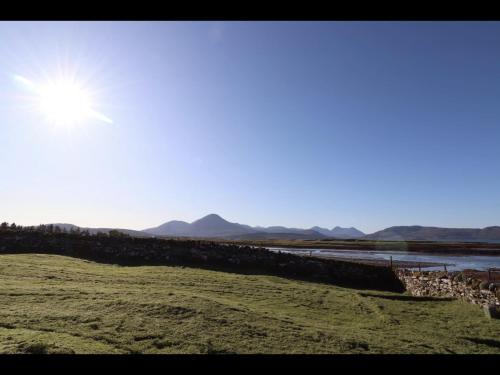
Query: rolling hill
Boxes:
[
  {"xmin": 365, "ymin": 226, "xmax": 500, "ymax": 243},
  {"xmin": 51, "ymin": 224, "xmax": 153, "ymax": 238},
  {"xmin": 224, "ymin": 231, "xmax": 328, "ymax": 241},
  {"xmin": 311, "ymin": 226, "xmax": 365, "ymax": 238}
]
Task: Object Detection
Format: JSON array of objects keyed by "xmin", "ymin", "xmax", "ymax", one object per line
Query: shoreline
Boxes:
[
  {"xmin": 320, "ymin": 256, "xmax": 445, "ymax": 269},
  {"xmin": 273, "ymin": 248, "xmax": 500, "ymax": 277},
  {"xmin": 270, "ymin": 249, "xmax": 446, "ymax": 269}
]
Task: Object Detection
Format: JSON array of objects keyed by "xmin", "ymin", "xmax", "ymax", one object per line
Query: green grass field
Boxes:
[{"xmin": 0, "ymin": 254, "xmax": 499, "ymax": 354}]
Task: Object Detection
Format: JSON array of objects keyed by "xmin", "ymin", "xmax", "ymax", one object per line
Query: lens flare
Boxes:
[{"xmin": 13, "ymin": 74, "xmax": 112, "ymax": 127}]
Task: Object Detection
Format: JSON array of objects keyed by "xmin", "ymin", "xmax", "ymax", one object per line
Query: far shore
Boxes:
[{"xmin": 215, "ymin": 238, "xmax": 500, "ymax": 256}]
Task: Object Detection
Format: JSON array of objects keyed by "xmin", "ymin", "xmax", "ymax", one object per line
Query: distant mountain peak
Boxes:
[
  {"xmin": 329, "ymin": 226, "xmax": 366, "ymax": 238},
  {"xmin": 198, "ymin": 213, "xmax": 226, "ymax": 221},
  {"xmin": 193, "ymin": 214, "xmax": 231, "ymax": 225},
  {"xmin": 205, "ymin": 213, "xmax": 221, "ymax": 218}
]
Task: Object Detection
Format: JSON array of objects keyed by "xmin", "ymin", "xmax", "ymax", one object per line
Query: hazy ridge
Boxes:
[{"xmin": 47, "ymin": 216, "xmax": 500, "ymax": 243}]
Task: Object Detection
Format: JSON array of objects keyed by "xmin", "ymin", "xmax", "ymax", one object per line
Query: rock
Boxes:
[{"xmin": 479, "ymin": 281, "xmax": 490, "ymax": 290}]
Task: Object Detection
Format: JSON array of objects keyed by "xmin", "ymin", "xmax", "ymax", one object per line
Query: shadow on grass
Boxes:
[
  {"xmin": 463, "ymin": 337, "xmax": 500, "ymax": 349},
  {"xmin": 0, "ymin": 250, "xmax": 405, "ymax": 293},
  {"xmin": 358, "ymin": 292, "xmax": 454, "ymax": 302}
]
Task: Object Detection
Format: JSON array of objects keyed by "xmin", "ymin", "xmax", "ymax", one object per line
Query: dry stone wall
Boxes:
[
  {"xmin": 397, "ymin": 269, "xmax": 500, "ymax": 308},
  {"xmin": 0, "ymin": 231, "xmax": 405, "ymax": 292}
]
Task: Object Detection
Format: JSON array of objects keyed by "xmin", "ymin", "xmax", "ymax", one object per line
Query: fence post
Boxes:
[
  {"xmin": 390, "ymin": 256, "xmax": 393, "ymax": 269},
  {"xmin": 444, "ymin": 264, "xmax": 447, "ymax": 273},
  {"xmin": 488, "ymin": 269, "xmax": 491, "ymax": 283},
  {"xmin": 418, "ymin": 263, "xmax": 421, "ymax": 272}
]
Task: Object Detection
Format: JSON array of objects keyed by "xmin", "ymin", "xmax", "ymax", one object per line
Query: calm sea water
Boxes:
[{"xmin": 265, "ymin": 247, "xmax": 500, "ymax": 271}]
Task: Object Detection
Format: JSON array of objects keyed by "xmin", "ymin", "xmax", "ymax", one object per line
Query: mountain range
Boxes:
[
  {"xmin": 143, "ymin": 214, "xmax": 365, "ymax": 239},
  {"xmin": 48, "ymin": 215, "xmax": 500, "ymax": 243}
]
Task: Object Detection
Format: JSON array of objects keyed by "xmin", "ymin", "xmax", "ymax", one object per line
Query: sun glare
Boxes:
[
  {"xmin": 38, "ymin": 80, "xmax": 92, "ymax": 126},
  {"xmin": 14, "ymin": 74, "xmax": 112, "ymax": 127}
]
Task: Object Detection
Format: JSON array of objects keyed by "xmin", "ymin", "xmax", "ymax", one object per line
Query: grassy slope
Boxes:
[{"xmin": 0, "ymin": 254, "xmax": 499, "ymax": 354}]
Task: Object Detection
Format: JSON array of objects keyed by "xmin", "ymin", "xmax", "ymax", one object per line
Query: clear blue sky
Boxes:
[{"xmin": 1, "ymin": 21, "xmax": 499, "ymax": 233}]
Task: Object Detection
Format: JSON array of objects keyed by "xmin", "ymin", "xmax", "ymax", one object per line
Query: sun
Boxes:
[
  {"xmin": 37, "ymin": 80, "xmax": 93, "ymax": 126},
  {"xmin": 14, "ymin": 74, "xmax": 112, "ymax": 127}
]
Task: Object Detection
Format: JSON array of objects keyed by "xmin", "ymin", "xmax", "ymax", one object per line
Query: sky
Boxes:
[{"xmin": 1, "ymin": 21, "xmax": 500, "ymax": 234}]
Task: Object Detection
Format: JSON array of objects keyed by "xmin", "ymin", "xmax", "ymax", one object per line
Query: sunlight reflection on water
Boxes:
[{"xmin": 265, "ymin": 247, "xmax": 500, "ymax": 271}]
